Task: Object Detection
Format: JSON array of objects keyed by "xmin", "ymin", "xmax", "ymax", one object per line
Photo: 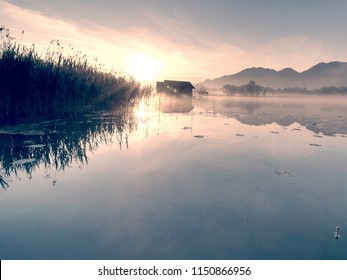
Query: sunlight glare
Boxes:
[
  {"xmin": 136, "ymin": 100, "xmax": 146, "ymax": 121},
  {"xmin": 127, "ymin": 53, "xmax": 161, "ymax": 82}
]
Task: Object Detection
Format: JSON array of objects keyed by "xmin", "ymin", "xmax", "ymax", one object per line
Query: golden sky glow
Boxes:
[{"xmin": 1, "ymin": 0, "xmax": 347, "ymax": 83}]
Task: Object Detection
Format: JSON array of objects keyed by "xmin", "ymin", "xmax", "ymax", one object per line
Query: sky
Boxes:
[{"xmin": 1, "ymin": 0, "xmax": 347, "ymax": 82}]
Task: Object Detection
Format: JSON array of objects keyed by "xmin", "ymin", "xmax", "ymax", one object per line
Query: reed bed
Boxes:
[{"xmin": 0, "ymin": 36, "xmax": 152, "ymax": 122}]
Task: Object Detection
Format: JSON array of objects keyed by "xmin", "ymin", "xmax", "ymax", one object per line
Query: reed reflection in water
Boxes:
[
  {"xmin": 1, "ymin": 92, "xmax": 347, "ymax": 259},
  {"xmin": 0, "ymin": 94, "xmax": 160, "ymax": 189}
]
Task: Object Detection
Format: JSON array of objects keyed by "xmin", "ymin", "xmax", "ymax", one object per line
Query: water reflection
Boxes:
[
  {"xmin": 160, "ymin": 93, "xmax": 194, "ymax": 114},
  {"xmin": 0, "ymin": 105, "xmax": 140, "ymax": 188},
  {"xmin": 1, "ymin": 93, "xmax": 347, "ymax": 260},
  {"xmin": 1, "ymin": 93, "xmax": 347, "ymax": 189},
  {"xmin": 193, "ymin": 94, "xmax": 347, "ymax": 136}
]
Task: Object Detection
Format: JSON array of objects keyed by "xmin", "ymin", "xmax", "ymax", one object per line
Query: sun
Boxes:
[{"xmin": 127, "ymin": 53, "xmax": 161, "ymax": 82}]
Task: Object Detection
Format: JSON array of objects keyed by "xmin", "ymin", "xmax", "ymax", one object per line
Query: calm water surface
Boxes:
[{"xmin": 1, "ymin": 93, "xmax": 347, "ymax": 259}]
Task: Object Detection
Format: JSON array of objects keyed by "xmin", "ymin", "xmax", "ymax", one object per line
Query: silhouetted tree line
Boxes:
[
  {"xmin": 223, "ymin": 80, "xmax": 269, "ymax": 96},
  {"xmin": 315, "ymin": 86, "xmax": 347, "ymax": 94},
  {"xmin": 223, "ymin": 81, "xmax": 347, "ymax": 95},
  {"xmin": 272, "ymin": 86, "xmax": 347, "ymax": 94}
]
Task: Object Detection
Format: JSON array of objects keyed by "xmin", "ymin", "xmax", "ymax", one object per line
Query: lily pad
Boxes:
[
  {"xmin": 275, "ymin": 170, "xmax": 294, "ymax": 177},
  {"xmin": 309, "ymin": 143, "xmax": 322, "ymax": 147},
  {"xmin": 11, "ymin": 159, "xmax": 36, "ymax": 165},
  {"xmin": 27, "ymin": 144, "xmax": 46, "ymax": 149}
]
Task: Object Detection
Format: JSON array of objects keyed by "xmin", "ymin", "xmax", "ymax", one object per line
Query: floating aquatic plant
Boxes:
[
  {"xmin": 26, "ymin": 144, "xmax": 46, "ymax": 149},
  {"xmin": 11, "ymin": 158, "xmax": 37, "ymax": 165},
  {"xmin": 309, "ymin": 143, "xmax": 322, "ymax": 147},
  {"xmin": 334, "ymin": 226, "xmax": 341, "ymax": 239},
  {"xmin": 275, "ymin": 170, "xmax": 294, "ymax": 177}
]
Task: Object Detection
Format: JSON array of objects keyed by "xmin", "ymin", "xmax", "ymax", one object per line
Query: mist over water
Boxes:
[
  {"xmin": 195, "ymin": 93, "xmax": 347, "ymax": 136},
  {"xmin": 0, "ymin": 92, "xmax": 346, "ymax": 259}
]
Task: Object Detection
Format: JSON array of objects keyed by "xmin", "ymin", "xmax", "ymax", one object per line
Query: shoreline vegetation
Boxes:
[
  {"xmin": 222, "ymin": 80, "xmax": 347, "ymax": 96},
  {"xmin": 0, "ymin": 28, "xmax": 152, "ymax": 124}
]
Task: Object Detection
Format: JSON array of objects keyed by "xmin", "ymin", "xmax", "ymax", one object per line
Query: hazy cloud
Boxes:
[{"xmin": 2, "ymin": 0, "xmax": 347, "ymax": 81}]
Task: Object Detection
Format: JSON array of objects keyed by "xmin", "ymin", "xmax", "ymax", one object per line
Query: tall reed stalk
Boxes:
[{"xmin": 0, "ymin": 31, "xmax": 152, "ymax": 123}]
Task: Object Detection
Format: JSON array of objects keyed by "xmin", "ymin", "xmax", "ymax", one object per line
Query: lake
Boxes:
[{"xmin": 0, "ymin": 93, "xmax": 346, "ymax": 260}]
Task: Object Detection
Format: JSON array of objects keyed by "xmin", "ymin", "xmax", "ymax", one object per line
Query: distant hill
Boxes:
[{"xmin": 201, "ymin": 61, "xmax": 347, "ymax": 89}]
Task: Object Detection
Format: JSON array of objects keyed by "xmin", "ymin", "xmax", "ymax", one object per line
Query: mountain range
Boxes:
[{"xmin": 201, "ymin": 61, "xmax": 347, "ymax": 89}]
